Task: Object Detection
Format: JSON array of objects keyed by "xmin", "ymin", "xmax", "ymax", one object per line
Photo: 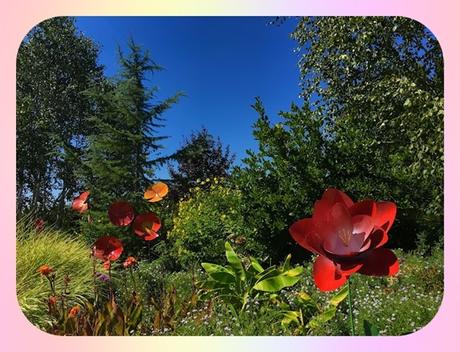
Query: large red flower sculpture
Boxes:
[
  {"xmin": 71, "ymin": 191, "xmax": 90, "ymax": 213},
  {"xmin": 108, "ymin": 201, "xmax": 135, "ymax": 227},
  {"xmin": 92, "ymin": 236, "xmax": 124, "ymax": 262},
  {"xmin": 132, "ymin": 213, "xmax": 161, "ymax": 241},
  {"xmin": 289, "ymin": 188, "xmax": 399, "ymax": 291}
]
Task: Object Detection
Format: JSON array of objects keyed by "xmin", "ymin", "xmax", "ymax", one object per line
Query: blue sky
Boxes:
[{"xmin": 75, "ymin": 17, "xmax": 302, "ymax": 178}]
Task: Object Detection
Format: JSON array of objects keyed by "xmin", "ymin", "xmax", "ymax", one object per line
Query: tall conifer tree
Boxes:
[{"xmin": 80, "ymin": 38, "xmax": 181, "ymax": 246}]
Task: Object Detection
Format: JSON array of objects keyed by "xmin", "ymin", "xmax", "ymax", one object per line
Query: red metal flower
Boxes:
[
  {"xmin": 132, "ymin": 213, "xmax": 161, "ymax": 241},
  {"xmin": 108, "ymin": 201, "xmax": 135, "ymax": 226},
  {"xmin": 289, "ymin": 188, "xmax": 399, "ymax": 291},
  {"xmin": 123, "ymin": 256, "xmax": 137, "ymax": 269},
  {"xmin": 71, "ymin": 191, "xmax": 90, "ymax": 213},
  {"xmin": 92, "ymin": 236, "xmax": 124, "ymax": 262}
]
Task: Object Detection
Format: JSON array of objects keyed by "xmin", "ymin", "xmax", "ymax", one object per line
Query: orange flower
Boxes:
[
  {"xmin": 68, "ymin": 305, "xmax": 80, "ymax": 318},
  {"xmin": 144, "ymin": 182, "xmax": 169, "ymax": 203},
  {"xmin": 71, "ymin": 191, "xmax": 90, "ymax": 213},
  {"xmin": 37, "ymin": 264, "xmax": 54, "ymax": 276},
  {"xmin": 123, "ymin": 256, "xmax": 137, "ymax": 269}
]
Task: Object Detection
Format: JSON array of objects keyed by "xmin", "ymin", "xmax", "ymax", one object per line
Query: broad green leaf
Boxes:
[
  {"xmin": 255, "ymin": 265, "xmax": 278, "ymax": 280},
  {"xmin": 253, "ymin": 273, "xmax": 301, "ymax": 292},
  {"xmin": 250, "ymin": 256, "xmax": 264, "ymax": 273},
  {"xmin": 283, "ymin": 266, "xmax": 304, "ymax": 277},
  {"xmin": 282, "ymin": 253, "xmax": 292, "ymax": 271},
  {"xmin": 201, "ymin": 262, "xmax": 235, "ymax": 284},
  {"xmin": 225, "ymin": 242, "xmax": 246, "ymax": 281},
  {"xmin": 363, "ymin": 319, "xmax": 380, "ymax": 336},
  {"xmin": 329, "ymin": 284, "xmax": 349, "ymax": 307}
]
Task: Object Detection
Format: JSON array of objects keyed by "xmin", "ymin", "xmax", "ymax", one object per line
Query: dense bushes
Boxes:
[{"xmin": 167, "ymin": 179, "xmax": 251, "ymax": 268}]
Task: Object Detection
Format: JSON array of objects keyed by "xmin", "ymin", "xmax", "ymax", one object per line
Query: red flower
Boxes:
[
  {"xmin": 92, "ymin": 236, "xmax": 124, "ymax": 262},
  {"xmin": 37, "ymin": 264, "xmax": 54, "ymax": 276},
  {"xmin": 35, "ymin": 218, "xmax": 45, "ymax": 232},
  {"xmin": 71, "ymin": 191, "xmax": 90, "ymax": 213},
  {"xmin": 108, "ymin": 201, "xmax": 135, "ymax": 226},
  {"xmin": 132, "ymin": 213, "xmax": 161, "ymax": 241},
  {"xmin": 123, "ymin": 256, "xmax": 137, "ymax": 269},
  {"xmin": 289, "ymin": 188, "xmax": 399, "ymax": 291}
]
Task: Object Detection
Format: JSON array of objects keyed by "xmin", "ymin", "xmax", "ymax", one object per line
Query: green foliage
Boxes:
[
  {"xmin": 168, "ymin": 128, "xmax": 235, "ymax": 200},
  {"xmin": 291, "ymin": 16, "xmax": 443, "ymax": 249},
  {"xmin": 16, "ymin": 17, "xmax": 103, "ymax": 222},
  {"xmin": 234, "ymin": 99, "xmax": 327, "ymax": 261},
  {"xmin": 16, "ymin": 218, "xmax": 93, "ymax": 330},
  {"xmin": 280, "ymin": 285, "xmax": 348, "ymax": 335},
  {"xmin": 363, "ymin": 319, "xmax": 380, "ymax": 336},
  {"xmin": 168, "ymin": 180, "xmax": 249, "ymax": 268},
  {"xmin": 201, "ymin": 242, "xmax": 304, "ymax": 313}
]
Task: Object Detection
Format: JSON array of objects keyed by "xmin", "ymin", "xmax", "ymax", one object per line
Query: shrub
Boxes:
[
  {"xmin": 16, "ymin": 218, "xmax": 93, "ymax": 330},
  {"xmin": 168, "ymin": 179, "xmax": 251, "ymax": 268}
]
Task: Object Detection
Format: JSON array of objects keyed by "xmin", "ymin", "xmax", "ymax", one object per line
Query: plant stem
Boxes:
[{"xmin": 347, "ymin": 279, "xmax": 355, "ymax": 336}]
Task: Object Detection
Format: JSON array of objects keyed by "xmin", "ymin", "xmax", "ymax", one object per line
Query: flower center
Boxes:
[{"xmin": 338, "ymin": 228, "xmax": 353, "ymax": 247}]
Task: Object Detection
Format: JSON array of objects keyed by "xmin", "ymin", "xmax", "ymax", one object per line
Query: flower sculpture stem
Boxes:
[{"xmin": 347, "ymin": 279, "xmax": 355, "ymax": 336}]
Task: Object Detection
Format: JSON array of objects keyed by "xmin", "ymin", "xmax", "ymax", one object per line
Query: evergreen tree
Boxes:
[
  {"xmin": 168, "ymin": 128, "xmax": 235, "ymax": 199},
  {"xmin": 79, "ymin": 38, "xmax": 181, "ymax": 247}
]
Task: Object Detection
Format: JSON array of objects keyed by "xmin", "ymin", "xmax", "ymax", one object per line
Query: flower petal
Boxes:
[
  {"xmin": 289, "ymin": 218, "xmax": 323, "ymax": 255},
  {"xmin": 322, "ymin": 188, "xmax": 354, "ymax": 208},
  {"xmin": 144, "ymin": 232, "xmax": 159, "ymax": 241},
  {"xmin": 313, "ymin": 255, "xmax": 348, "ymax": 291},
  {"xmin": 349, "ymin": 200, "xmax": 376, "ymax": 217},
  {"xmin": 374, "ymin": 202, "xmax": 397, "ymax": 231},
  {"xmin": 358, "ymin": 248, "xmax": 399, "ymax": 276},
  {"xmin": 362, "ymin": 227, "xmax": 389, "ymax": 250},
  {"xmin": 352, "ymin": 214, "xmax": 374, "ymax": 239},
  {"xmin": 337, "ymin": 261, "xmax": 363, "ymax": 275}
]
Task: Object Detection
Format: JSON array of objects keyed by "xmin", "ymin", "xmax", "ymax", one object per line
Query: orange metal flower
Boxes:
[
  {"xmin": 123, "ymin": 256, "xmax": 137, "ymax": 269},
  {"xmin": 37, "ymin": 264, "xmax": 54, "ymax": 276},
  {"xmin": 68, "ymin": 305, "xmax": 80, "ymax": 318},
  {"xmin": 144, "ymin": 182, "xmax": 169, "ymax": 203},
  {"xmin": 71, "ymin": 191, "xmax": 90, "ymax": 213}
]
